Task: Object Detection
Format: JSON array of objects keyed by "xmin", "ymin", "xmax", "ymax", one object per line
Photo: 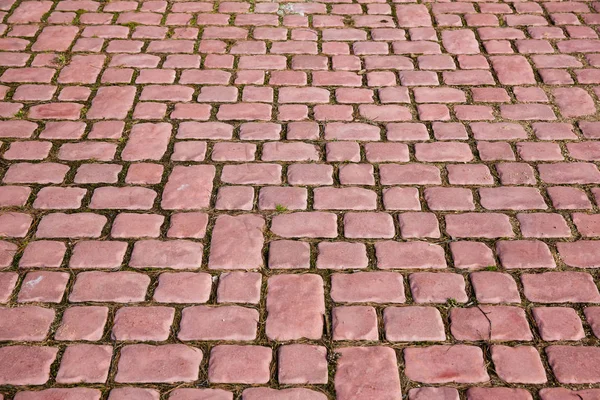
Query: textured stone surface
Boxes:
[{"xmin": 1, "ymin": 0, "xmax": 600, "ymax": 395}]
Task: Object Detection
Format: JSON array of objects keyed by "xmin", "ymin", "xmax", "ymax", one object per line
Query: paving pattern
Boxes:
[{"xmin": 1, "ymin": 0, "xmax": 600, "ymax": 398}]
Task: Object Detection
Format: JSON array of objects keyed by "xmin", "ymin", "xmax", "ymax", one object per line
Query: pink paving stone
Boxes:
[
  {"xmin": 69, "ymin": 241, "xmax": 127, "ymax": 269},
  {"xmin": 3, "ymin": 162, "xmax": 69, "ymax": 184},
  {"xmin": 5, "ymin": 141, "xmax": 52, "ymax": 160},
  {"xmin": 533, "ymin": 307, "xmax": 585, "ymax": 341},
  {"xmin": 553, "ymin": 87, "xmax": 597, "ymax": 117},
  {"xmin": 539, "ymin": 162, "xmax": 600, "ymax": 184},
  {"xmin": 167, "ymin": 212, "xmax": 208, "ymax": 239},
  {"xmin": 0, "ymin": 186, "xmax": 30, "ymax": 207},
  {"xmin": 450, "ymin": 242, "xmax": 495, "ymax": 270},
  {"xmin": 0, "ymin": 212, "xmax": 31, "ymax": 237},
  {"xmin": 383, "ymin": 187, "xmax": 421, "ymax": 211},
  {"xmin": 112, "ymin": 213, "xmax": 164, "ymax": 238},
  {"xmin": 384, "ymin": 306, "xmax": 446, "ymax": 341},
  {"xmin": 517, "ymin": 213, "xmax": 571, "ymax": 238},
  {"xmin": 0, "ymin": 241, "xmax": 17, "ymax": 268},
  {"xmin": 116, "ymin": 344, "xmax": 203, "ymax": 383},
  {"xmin": 332, "ymin": 305, "xmax": 378, "ymax": 341},
  {"xmin": 467, "ymin": 388, "xmax": 533, "ymax": 400},
  {"xmin": 74, "ymin": 164, "xmax": 121, "ymax": 184},
  {"xmin": 271, "ymin": 212, "xmax": 338, "ymax": 238},
  {"xmin": 399, "ymin": 212, "xmax": 440, "ymax": 238},
  {"xmin": 121, "ymin": 122, "xmax": 171, "ymax": 161},
  {"xmin": 287, "ymin": 164, "xmax": 334, "ymax": 185},
  {"xmin": 268, "ymin": 240, "xmax": 310, "ymax": 269},
  {"xmin": 479, "ymin": 187, "xmax": 547, "ymax": 210},
  {"xmin": 169, "ymin": 389, "xmax": 232, "ymax": 400},
  {"xmin": 153, "ymin": 272, "xmax": 212, "ymax": 303},
  {"xmin": 113, "ymin": 306, "xmax": 174, "ymax": 341},
  {"xmin": 376, "ymin": 241, "xmax": 447, "ymax": 269},
  {"xmin": 266, "ymin": 274, "xmax": 324, "ymax": 340},
  {"xmin": 442, "ymin": 29, "xmax": 480, "ymax": 54},
  {"xmin": 221, "ymin": 163, "xmax": 282, "ymax": 185},
  {"xmin": 56, "ymin": 344, "xmax": 112, "ymax": 384},
  {"xmin": 0, "ymin": 272, "xmax": 17, "ymax": 303},
  {"xmin": 470, "ymin": 272, "xmax": 521, "ymax": 304},
  {"xmin": 69, "ymin": 271, "xmax": 150, "ymax": 303},
  {"xmin": 546, "ymin": 346, "xmax": 600, "ymax": 384},
  {"xmin": 278, "ymin": 344, "xmax": 328, "ymax": 384},
  {"xmin": 496, "ymin": 240, "xmax": 555, "ymax": 269},
  {"xmin": 18, "ymin": 271, "xmax": 69, "ymax": 303},
  {"xmin": 557, "ymin": 241, "xmax": 600, "ymax": 268},
  {"xmin": 585, "ymin": 307, "xmax": 600, "ymax": 338},
  {"xmin": 258, "ymin": 187, "xmax": 307, "ymax": 210},
  {"xmin": 331, "ymin": 272, "xmax": 405, "ymax": 303},
  {"xmin": 335, "ymin": 347, "xmax": 402, "ymax": 400},
  {"xmin": 380, "ymin": 164, "xmax": 442, "ymax": 185},
  {"xmin": 19, "ymin": 241, "xmax": 65, "ymax": 268},
  {"xmin": 316, "ymin": 242, "xmax": 368, "ymax": 270},
  {"xmin": 129, "ymin": 240, "xmax": 203, "ymax": 269},
  {"xmin": 539, "ymin": 388, "xmax": 600, "ymax": 400},
  {"xmin": 108, "ymin": 388, "xmax": 160, "ymax": 400},
  {"xmin": 0, "ymin": 306, "xmax": 55, "ymax": 341},
  {"xmin": 36, "ymin": 213, "xmax": 107, "ymax": 238},
  {"xmin": 179, "ymin": 305, "xmax": 258, "ymax": 340},
  {"xmin": 208, "ymin": 345, "xmax": 272, "ymax": 384},
  {"xmin": 208, "ymin": 215, "xmax": 264, "ymax": 270},
  {"xmin": 424, "ymin": 187, "xmax": 475, "ymax": 211},
  {"xmin": 314, "ymin": 187, "xmax": 376, "ymax": 211},
  {"xmin": 409, "ymin": 272, "xmax": 468, "ymax": 304},
  {"xmin": 33, "ymin": 187, "xmax": 85, "ymax": 209},
  {"xmin": 445, "ymin": 213, "xmax": 514, "ymax": 238},
  {"xmin": 491, "ymin": 345, "xmax": 547, "ymax": 384},
  {"xmin": 87, "ymin": 86, "xmax": 136, "ymax": 119},
  {"xmin": 409, "ymin": 388, "xmax": 460, "ymax": 400},
  {"xmin": 344, "ymin": 212, "xmax": 395, "ymax": 239},
  {"xmin": 14, "ymin": 389, "xmax": 102, "ymax": 400},
  {"xmin": 215, "ymin": 186, "xmax": 254, "ymax": 211},
  {"xmin": 0, "ymin": 346, "xmax": 58, "ymax": 385},
  {"xmin": 242, "ymin": 388, "xmax": 326, "ymax": 400},
  {"xmin": 522, "ymin": 272, "xmax": 600, "ymax": 303},
  {"xmin": 404, "ymin": 345, "xmax": 489, "ymax": 384},
  {"xmin": 0, "ymin": 120, "xmax": 37, "ymax": 138},
  {"xmin": 55, "ymin": 306, "xmax": 108, "ymax": 341},
  {"xmin": 217, "ymin": 272, "xmax": 262, "ymax": 304},
  {"xmin": 450, "ymin": 306, "xmax": 533, "ymax": 341}
]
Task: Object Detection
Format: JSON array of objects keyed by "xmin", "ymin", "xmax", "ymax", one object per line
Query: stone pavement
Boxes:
[{"xmin": 1, "ymin": 0, "xmax": 600, "ymax": 398}]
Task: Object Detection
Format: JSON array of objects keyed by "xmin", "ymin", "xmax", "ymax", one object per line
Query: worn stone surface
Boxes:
[{"xmin": 0, "ymin": 0, "xmax": 600, "ymax": 396}]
